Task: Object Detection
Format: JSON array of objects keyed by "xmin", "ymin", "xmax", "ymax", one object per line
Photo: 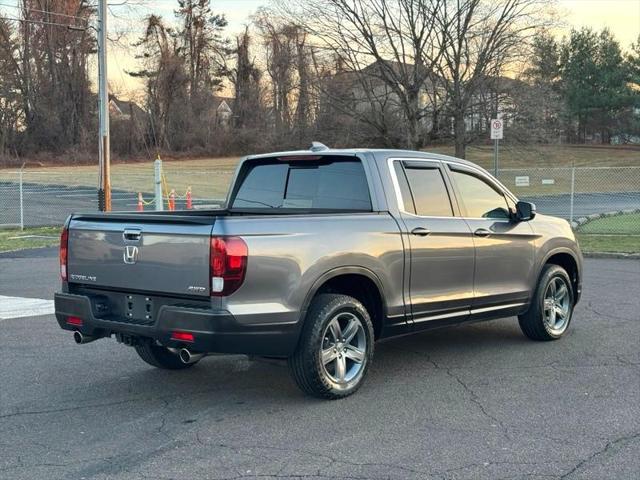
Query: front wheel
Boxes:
[
  {"xmin": 519, "ymin": 264, "xmax": 574, "ymax": 341},
  {"xmin": 288, "ymin": 294, "xmax": 374, "ymax": 399}
]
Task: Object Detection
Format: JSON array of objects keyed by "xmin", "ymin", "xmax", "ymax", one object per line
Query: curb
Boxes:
[
  {"xmin": 571, "ymin": 208, "xmax": 640, "ymax": 229},
  {"xmin": 583, "ymin": 251, "xmax": 640, "ymax": 260}
]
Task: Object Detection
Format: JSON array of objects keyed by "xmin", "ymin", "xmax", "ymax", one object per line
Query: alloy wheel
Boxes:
[
  {"xmin": 320, "ymin": 312, "xmax": 367, "ymax": 388},
  {"xmin": 543, "ymin": 276, "xmax": 571, "ymax": 335}
]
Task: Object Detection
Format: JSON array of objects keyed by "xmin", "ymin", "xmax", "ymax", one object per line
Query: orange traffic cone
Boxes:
[
  {"xmin": 137, "ymin": 193, "xmax": 144, "ymax": 211},
  {"xmin": 186, "ymin": 186, "xmax": 192, "ymax": 210},
  {"xmin": 169, "ymin": 189, "xmax": 176, "ymax": 211}
]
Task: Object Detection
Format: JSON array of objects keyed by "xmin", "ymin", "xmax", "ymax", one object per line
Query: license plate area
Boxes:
[{"xmin": 124, "ymin": 294, "xmax": 154, "ymax": 324}]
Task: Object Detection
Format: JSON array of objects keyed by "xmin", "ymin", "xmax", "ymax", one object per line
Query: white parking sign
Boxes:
[{"xmin": 491, "ymin": 119, "xmax": 503, "ymax": 140}]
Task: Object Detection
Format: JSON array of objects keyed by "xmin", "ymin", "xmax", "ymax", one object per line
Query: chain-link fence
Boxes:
[
  {"xmin": 1, "ymin": 164, "xmax": 639, "ymax": 235},
  {"xmin": 496, "ymin": 166, "xmax": 640, "ymax": 235},
  {"xmin": 0, "ymin": 164, "xmax": 235, "ymax": 228}
]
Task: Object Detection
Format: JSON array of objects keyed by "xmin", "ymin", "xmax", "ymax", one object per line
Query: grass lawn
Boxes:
[
  {"xmin": 575, "ymin": 213, "xmax": 640, "ymax": 254},
  {"xmin": 428, "ymin": 144, "xmax": 640, "ymax": 169},
  {"xmin": 576, "ymin": 234, "xmax": 640, "ymax": 254},
  {"xmin": 577, "ymin": 212, "xmax": 640, "ymax": 235},
  {"xmin": 0, "ymin": 156, "xmax": 237, "ymax": 201},
  {"xmin": 0, "ymin": 227, "xmax": 61, "ymax": 253}
]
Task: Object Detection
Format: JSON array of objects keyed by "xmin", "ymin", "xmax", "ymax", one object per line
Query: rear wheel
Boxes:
[
  {"xmin": 519, "ymin": 264, "xmax": 574, "ymax": 341},
  {"xmin": 135, "ymin": 342, "xmax": 196, "ymax": 370},
  {"xmin": 288, "ymin": 294, "xmax": 374, "ymax": 399}
]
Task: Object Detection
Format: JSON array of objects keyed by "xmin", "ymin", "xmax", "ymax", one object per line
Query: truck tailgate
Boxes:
[{"xmin": 67, "ymin": 216, "xmax": 214, "ymax": 297}]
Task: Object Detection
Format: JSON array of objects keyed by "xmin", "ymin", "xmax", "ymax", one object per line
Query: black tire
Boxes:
[
  {"xmin": 519, "ymin": 264, "xmax": 575, "ymax": 341},
  {"xmin": 288, "ymin": 293, "xmax": 374, "ymax": 400},
  {"xmin": 135, "ymin": 342, "xmax": 195, "ymax": 370}
]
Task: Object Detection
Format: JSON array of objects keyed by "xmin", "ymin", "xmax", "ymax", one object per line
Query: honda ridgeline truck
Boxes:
[{"xmin": 55, "ymin": 146, "xmax": 583, "ymax": 399}]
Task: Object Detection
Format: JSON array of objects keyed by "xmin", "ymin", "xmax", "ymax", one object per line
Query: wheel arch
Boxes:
[
  {"xmin": 300, "ymin": 267, "xmax": 387, "ymax": 340},
  {"xmin": 539, "ymin": 248, "xmax": 581, "ymax": 303}
]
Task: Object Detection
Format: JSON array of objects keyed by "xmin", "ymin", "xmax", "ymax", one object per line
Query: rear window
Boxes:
[{"xmin": 231, "ymin": 158, "xmax": 372, "ymax": 211}]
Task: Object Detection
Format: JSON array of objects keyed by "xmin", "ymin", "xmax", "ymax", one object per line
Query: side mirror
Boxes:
[{"xmin": 515, "ymin": 201, "xmax": 536, "ymax": 222}]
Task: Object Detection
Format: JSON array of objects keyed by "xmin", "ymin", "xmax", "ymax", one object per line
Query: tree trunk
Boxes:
[
  {"xmin": 405, "ymin": 90, "xmax": 421, "ymax": 150},
  {"xmin": 406, "ymin": 116, "xmax": 419, "ymax": 150},
  {"xmin": 454, "ymin": 110, "xmax": 466, "ymax": 158}
]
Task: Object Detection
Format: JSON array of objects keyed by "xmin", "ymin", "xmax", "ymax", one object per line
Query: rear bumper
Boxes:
[{"xmin": 54, "ymin": 292, "xmax": 299, "ymax": 356}]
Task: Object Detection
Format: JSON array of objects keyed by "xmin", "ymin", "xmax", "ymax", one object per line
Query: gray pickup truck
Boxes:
[{"xmin": 55, "ymin": 146, "xmax": 583, "ymax": 399}]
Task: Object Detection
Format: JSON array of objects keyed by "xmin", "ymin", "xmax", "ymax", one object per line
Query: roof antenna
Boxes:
[{"xmin": 310, "ymin": 141, "xmax": 329, "ymax": 152}]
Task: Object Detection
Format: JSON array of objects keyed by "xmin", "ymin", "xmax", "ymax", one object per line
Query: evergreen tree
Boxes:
[
  {"xmin": 527, "ymin": 33, "xmax": 562, "ymax": 87},
  {"xmin": 560, "ymin": 28, "xmax": 634, "ymax": 143}
]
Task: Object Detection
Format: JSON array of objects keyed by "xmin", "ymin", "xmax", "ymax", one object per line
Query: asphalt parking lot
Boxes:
[{"xmin": 0, "ymin": 249, "xmax": 638, "ymax": 480}]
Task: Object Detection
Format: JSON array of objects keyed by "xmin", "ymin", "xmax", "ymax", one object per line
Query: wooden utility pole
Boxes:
[{"xmin": 97, "ymin": 0, "xmax": 111, "ymax": 211}]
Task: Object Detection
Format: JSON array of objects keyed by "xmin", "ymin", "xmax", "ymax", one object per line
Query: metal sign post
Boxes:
[
  {"xmin": 569, "ymin": 167, "xmax": 575, "ymax": 225},
  {"xmin": 490, "ymin": 119, "xmax": 503, "ymax": 178},
  {"xmin": 19, "ymin": 165, "xmax": 24, "ymax": 230},
  {"xmin": 154, "ymin": 158, "xmax": 164, "ymax": 211}
]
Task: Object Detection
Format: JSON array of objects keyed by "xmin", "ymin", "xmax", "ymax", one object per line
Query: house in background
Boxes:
[
  {"xmin": 108, "ymin": 95, "xmax": 147, "ymax": 123},
  {"xmin": 321, "ymin": 60, "xmax": 446, "ymax": 145},
  {"xmin": 212, "ymin": 96, "xmax": 234, "ymax": 128},
  {"xmin": 328, "ymin": 60, "xmax": 526, "ymax": 143},
  {"xmin": 461, "ymin": 75, "xmax": 524, "ymax": 135},
  {"xmin": 108, "ymin": 95, "xmax": 148, "ymax": 154}
]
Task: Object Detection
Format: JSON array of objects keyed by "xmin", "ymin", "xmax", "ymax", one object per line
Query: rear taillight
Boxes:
[
  {"xmin": 210, "ymin": 236, "xmax": 248, "ymax": 296},
  {"xmin": 66, "ymin": 316, "xmax": 83, "ymax": 326},
  {"xmin": 60, "ymin": 226, "xmax": 69, "ymax": 281},
  {"xmin": 171, "ymin": 331, "xmax": 194, "ymax": 342}
]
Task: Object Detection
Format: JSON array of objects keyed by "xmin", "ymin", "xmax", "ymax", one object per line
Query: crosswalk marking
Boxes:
[{"xmin": 0, "ymin": 295, "xmax": 55, "ymax": 320}]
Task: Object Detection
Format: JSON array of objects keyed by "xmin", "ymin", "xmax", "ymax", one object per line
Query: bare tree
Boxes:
[
  {"xmin": 315, "ymin": 57, "xmax": 405, "ymax": 146},
  {"xmin": 294, "ymin": 28, "xmax": 312, "ymax": 137},
  {"xmin": 175, "ymin": 0, "xmax": 229, "ymax": 98},
  {"xmin": 130, "ymin": 1, "xmax": 231, "ymax": 152},
  {"xmin": 276, "ymin": 0, "xmax": 446, "ymax": 149},
  {"xmin": 231, "ymin": 27, "xmax": 264, "ymax": 129},
  {"xmin": 276, "ymin": 0, "xmax": 552, "ymax": 154},
  {"xmin": 0, "ymin": 18, "xmax": 21, "ymax": 155},
  {"xmin": 433, "ymin": 0, "xmax": 551, "ymax": 157},
  {"xmin": 254, "ymin": 10, "xmax": 298, "ymax": 135},
  {"xmin": 0, "ymin": 0, "xmax": 95, "ymax": 154},
  {"xmin": 130, "ymin": 15, "xmax": 189, "ymax": 150}
]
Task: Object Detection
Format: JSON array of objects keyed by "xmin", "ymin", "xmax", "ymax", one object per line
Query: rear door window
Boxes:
[
  {"xmin": 232, "ymin": 159, "xmax": 372, "ymax": 211},
  {"xmin": 402, "ymin": 165, "xmax": 454, "ymax": 217}
]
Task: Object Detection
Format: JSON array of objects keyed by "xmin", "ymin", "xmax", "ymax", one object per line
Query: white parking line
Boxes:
[{"xmin": 0, "ymin": 295, "xmax": 55, "ymax": 320}]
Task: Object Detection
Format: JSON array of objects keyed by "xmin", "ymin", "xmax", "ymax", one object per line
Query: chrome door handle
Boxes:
[
  {"xmin": 474, "ymin": 228, "xmax": 492, "ymax": 237},
  {"xmin": 411, "ymin": 227, "xmax": 431, "ymax": 237}
]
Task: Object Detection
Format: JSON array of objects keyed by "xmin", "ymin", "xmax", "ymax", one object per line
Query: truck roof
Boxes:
[{"xmin": 245, "ymin": 147, "xmax": 484, "ymax": 171}]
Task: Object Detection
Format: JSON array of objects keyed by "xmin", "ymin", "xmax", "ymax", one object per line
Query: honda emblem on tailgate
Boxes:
[{"xmin": 123, "ymin": 245, "xmax": 139, "ymax": 264}]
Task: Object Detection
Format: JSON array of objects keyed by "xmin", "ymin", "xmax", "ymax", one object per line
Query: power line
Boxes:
[
  {"xmin": 0, "ymin": 14, "xmax": 88, "ymax": 30},
  {"xmin": 29, "ymin": 8, "xmax": 89, "ymax": 23},
  {"xmin": 0, "ymin": 2, "xmax": 90, "ymax": 23}
]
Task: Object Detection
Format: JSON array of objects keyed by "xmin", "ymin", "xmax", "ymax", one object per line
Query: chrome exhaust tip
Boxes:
[
  {"xmin": 73, "ymin": 330, "xmax": 98, "ymax": 344},
  {"xmin": 179, "ymin": 348, "xmax": 205, "ymax": 364}
]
